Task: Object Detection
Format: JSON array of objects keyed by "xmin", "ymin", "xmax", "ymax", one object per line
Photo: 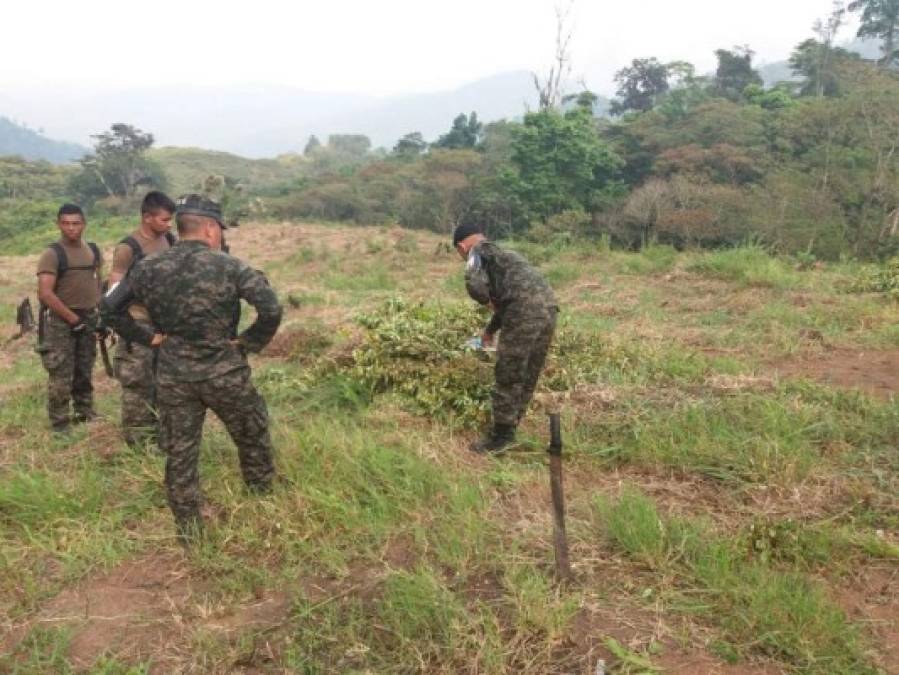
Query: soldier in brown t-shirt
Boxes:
[
  {"xmin": 36, "ymin": 204, "xmax": 104, "ymax": 431},
  {"xmin": 108, "ymin": 190, "xmax": 176, "ymax": 447}
]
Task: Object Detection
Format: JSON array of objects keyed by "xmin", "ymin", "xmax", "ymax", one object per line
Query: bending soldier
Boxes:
[
  {"xmin": 36, "ymin": 204, "xmax": 104, "ymax": 432},
  {"xmin": 453, "ymin": 224, "xmax": 558, "ymax": 453},
  {"xmin": 108, "ymin": 191, "xmax": 176, "ymax": 447},
  {"xmin": 101, "ymin": 195, "xmax": 282, "ymax": 542}
]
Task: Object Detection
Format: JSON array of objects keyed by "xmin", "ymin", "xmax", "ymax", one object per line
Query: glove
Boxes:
[{"xmin": 70, "ymin": 322, "xmax": 88, "ymax": 334}]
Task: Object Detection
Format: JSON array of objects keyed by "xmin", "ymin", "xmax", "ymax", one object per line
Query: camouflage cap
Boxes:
[{"xmin": 176, "ymin": 194, "xmax": 226, "ymax": 227}]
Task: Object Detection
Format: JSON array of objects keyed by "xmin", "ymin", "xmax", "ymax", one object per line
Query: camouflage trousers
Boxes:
[
  {"xmin": 114, "ymin": 324, "xmax": 158, "ymax": 446},
  {"xmin": 157, "ymin": 366, "xmax": 275, "ymax": 534},
  {"xmin": 493, "ymin": 306, "xmax": 558, "ymax": 428},
  {"xmin": 38, "ymin": 309, "xmax": 97, "ymax": 431}
]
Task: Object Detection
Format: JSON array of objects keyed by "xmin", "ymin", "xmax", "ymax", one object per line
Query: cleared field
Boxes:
[{"xmin": 0, "ymin": 222, "xmax": 896, "ymax": 674}]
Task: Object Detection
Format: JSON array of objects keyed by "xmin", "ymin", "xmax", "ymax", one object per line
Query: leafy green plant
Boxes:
[
  {"xmin": 350, "ymin": 298, "xmax": 492, "ymax": 427},
  {"xmin": 849, "ymin": 257, "xmax": 899, "ymax": 299}
]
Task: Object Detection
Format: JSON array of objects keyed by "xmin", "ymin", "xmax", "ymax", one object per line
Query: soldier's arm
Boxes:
[
  {"xmin": 463, "ymin": 251, "xmax": 503, "ymax": 335},
  {"xmin": 36, "ymin": 249, "xmax": 81, "ymax": 325},
  {"xmin": 100, "ymin": 279, "xmax": 155, "ymax": 347},
  {"xmin": 463, "ymin": 251, "xmax": 492, "ymax": 307},
  {"xmin": 107, "ymin": 243, "xmax": 133, "ymax": 285},
  {"xmin": 485, "ymin": 308, "xmax": 504, "ymax": 336},
  {"xmin": 235, "ymin": 265, "xmax": 283, "ymax": 352}
]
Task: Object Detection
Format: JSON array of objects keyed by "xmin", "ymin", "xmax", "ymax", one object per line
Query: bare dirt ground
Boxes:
[
  {"xmin": 773, "ymin": 346, "xmax": 899, "ymax": 400},
  {"xmin": 1, "ymin": 552, "xmax": 292, "ymax": 673}
]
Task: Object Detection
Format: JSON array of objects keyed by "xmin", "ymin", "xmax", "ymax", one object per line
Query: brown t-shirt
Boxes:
[
  {"xmin": 36, "ymin": 240, "xmax": 103, "ymax": 310},
  {"xmin": 111, "ymin": 229, "xmax": 174, "ymax": 320}
]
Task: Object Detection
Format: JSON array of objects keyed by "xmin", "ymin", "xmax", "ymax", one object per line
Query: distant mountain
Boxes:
[
  {"xmin": 0, "ymin": 116, "xmax": 87, "ymax": 163},
  {"xmin": 0, "ymin": 73, "xmax": 607, "ymax": 159}
]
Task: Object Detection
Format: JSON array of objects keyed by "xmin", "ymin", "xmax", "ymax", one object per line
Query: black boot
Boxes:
[{"xmin": 470, "ymin": 424, "xmax": 516, "ymax": 454}]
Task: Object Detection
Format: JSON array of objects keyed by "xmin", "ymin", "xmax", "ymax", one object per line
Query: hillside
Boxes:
[
  {"xmin": 149, "ymin": 146, "xmax": 304, "ymax": 195},
  {"xmin": 0, "ymin": 223, "xmax": 896, "ymax": 672},
  {"xmin": 0, "ymin": 117, "xmax": 87, "ymax": 164}
]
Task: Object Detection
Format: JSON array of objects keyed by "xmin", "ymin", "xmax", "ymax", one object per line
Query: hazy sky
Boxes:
[{"xmin": 2, "ymin": 0, "xmax": 854, "ymax": 96}]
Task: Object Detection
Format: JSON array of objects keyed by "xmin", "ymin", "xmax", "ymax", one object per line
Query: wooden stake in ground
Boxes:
[{"xmin": 547, "ymin": 412, "xmax": 571, "ymax": 580}]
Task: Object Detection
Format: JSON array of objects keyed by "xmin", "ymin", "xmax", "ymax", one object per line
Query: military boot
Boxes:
[{"xmin": 469, "ymin": 424, "xmax": 516, "ymax": 454}]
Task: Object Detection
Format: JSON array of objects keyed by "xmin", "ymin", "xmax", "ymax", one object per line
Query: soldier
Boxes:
[
  {"xmin": 453, "ymin": 224, "xmax": 558, "ymax": 453},
  {"xmin": 107, "ymin": 191, "xmax": 177, "ymax": 447},
  {"xmin": 101, "ymin": 195, "xmax": 282, "ymax": 542},
  {"xmin": 36, "ymin": 204, "xmax": 104, "ymax": 432}
]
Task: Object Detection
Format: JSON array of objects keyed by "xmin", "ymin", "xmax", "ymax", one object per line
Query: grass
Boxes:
[
  {"xmin": 596, "ymin": 487, "xmax": 877, "ymax": 673},
  {"xmin": 686, "ymin": 244, "xmax": 815, "ymax": 290},
  {"xmin": 0, "ymin": 223, "xmax": 897, "ymax": 673}
]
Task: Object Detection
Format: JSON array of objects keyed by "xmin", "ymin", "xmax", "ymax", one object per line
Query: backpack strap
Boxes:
[
  {"xmin": 120, "ymin": 235, "xmax": 146, "ymax": 276},
  {"xmin": 49, "ymin": 242, "xmax": 68, "ymax": 280},
  {"xmin": 87, "ymin": 242, "xmax": 100, "ymax": 270}
]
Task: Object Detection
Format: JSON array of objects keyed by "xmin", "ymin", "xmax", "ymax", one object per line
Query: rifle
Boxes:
[{"xmin": 98, "ymin": 332, "xmax": 115, "ymax": 377}]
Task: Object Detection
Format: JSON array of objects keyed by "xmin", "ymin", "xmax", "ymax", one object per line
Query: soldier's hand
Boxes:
[
  {"xmin": 150, "ymin": 333, "xmax": 166, "ymax": 347},
  {"xmin": 482, "ymin": 331, "xmax": 495, "ymax": 347}
]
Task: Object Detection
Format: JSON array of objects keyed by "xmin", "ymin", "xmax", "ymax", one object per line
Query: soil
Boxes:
[
  {"xmin": 2, "ymin": 552, "xmax": 292, "ymax": 673},
  {"xmin": 772, "ymin": 346, "xmax": 899, "ymax": 399}
]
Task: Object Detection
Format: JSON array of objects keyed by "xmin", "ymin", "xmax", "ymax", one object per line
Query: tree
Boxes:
[
  {"xmin": 70, "ymin": 123, "xmax": 165, "ymax": 202},
  {"xmin": 848, "ymin": 0, "xmax": 899, "ymax": 67},
  {"xmin": 610, "ymin": 58, "xmax": 671, "ymax": 114},
  {"xmin": 712, "ymin": 46, "xmax": 763, "ymax": 100},
  {"xmin": 392, "ymin": 132, "xmax": 427, "ymax": 158},
  {"xmin": 433, "ymin": 113, "xmax": 482, "ymax": 149},
  {"xmin": 507, "ymin": 106, "xmax": 622, "ymax": 227},
  {"xmin": 304, "ymin": 135, "xmax": 322, "ymax": 155},
  {"xmin": 790, "ymin": 39, "xmax": 860, "ymax": 97},
  {"xmin": 789, "ymin": 3, "xmax": 857, "ymax": 97}
]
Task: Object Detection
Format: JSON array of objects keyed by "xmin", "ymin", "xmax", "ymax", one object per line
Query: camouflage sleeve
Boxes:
[
  {"xmin": 100, "ymin": 278, "xmax": 154, "ymax": 347},
  {"xmin": 235, "ymin": 263, "xmax": 282, "ymax": 352},
  {"xmin": 464, "ymin": 250, "xmax": 491, "ymax": 306},
  {"xmin": 485, "ymin": 309, "xmax": 504, "ymax": 335}
]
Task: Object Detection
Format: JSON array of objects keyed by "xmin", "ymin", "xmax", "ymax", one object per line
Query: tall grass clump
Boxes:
[{"xmin": 687, "ymin": 244, "xmax": 803, "ymax": 289}]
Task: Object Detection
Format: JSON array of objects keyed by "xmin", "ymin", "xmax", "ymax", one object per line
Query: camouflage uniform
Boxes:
[
  {"xmin": 465, "ymin": 241, "xmax": 558, "ymax": 435},
  {"xmin": 113, "ymin": 323, "xmax": 159, "ymax": 445},
  {"xmin": 36, "ymin": 240, "xmax": 103, "ymax": 431},
  {"xmin": 102, "ymin": 239, "xmax": 282, "ymax": 536},
  {"xmin": 39, "ymin": 310, "xmax": 98, "ymax": 430},
  {"xmin": 110, "ymin": 231, "xmax": 174, "ymax": 446}
]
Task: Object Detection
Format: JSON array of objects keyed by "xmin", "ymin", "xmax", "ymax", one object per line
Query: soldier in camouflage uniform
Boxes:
[
  {"xmin": 36, "ymin": 204, "xmax": 104, "ymax": 432},
  {"xmin": 453, "ymin": 224, "xmax": 558, "ymax": 453},
  {"xmin": 108, "ymin": 191, "xmax": 177, "ymax": 447},
  {"xmin": 102, "ymin": 195, "xmax": 282, "ymax": 540}
]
